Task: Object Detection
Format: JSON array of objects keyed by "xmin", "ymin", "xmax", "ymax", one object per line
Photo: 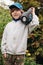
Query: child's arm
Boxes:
[
  {"xmin": 1, "ymin": 26, "xmax": 7, "ymax": 56},
  {"xmin": 28, "ymin": 7, "xmax": 39, "ymax": 33}
]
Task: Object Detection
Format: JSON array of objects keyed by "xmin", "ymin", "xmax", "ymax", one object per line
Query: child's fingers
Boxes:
[
  {"xmin": 31, "ymin": 7, "xmax": 35, "ymax": 14},
  {"xmin": 3, "ymin": 53, "xmax": 7, "ymax": 58}
]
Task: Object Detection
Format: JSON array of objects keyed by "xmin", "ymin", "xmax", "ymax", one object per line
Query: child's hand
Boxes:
[
  {"xmin": 31, "ymin": 7, "xmax": 35, "ymax": 14},
  {"xmin": 3, "ymin": 53, "xmax": 7, "ymax": 58}
]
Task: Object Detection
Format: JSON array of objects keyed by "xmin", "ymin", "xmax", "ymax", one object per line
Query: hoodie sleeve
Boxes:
[
  {"xmin": 28, "ymin": 13, "xmax": 39, "ymax": 33},
  {"xmin": 1, "ymin": 25, "xmax": 7, "ymax": 54}
]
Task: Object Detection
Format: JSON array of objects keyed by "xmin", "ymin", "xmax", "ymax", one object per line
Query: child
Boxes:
[{"xmin": 1, "ymin": 2, "xmax": 39, "ymax": 65}]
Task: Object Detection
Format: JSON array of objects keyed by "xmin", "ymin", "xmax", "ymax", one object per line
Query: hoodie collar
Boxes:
[{"xmin": 13, "ymin": 18, "xmax": 20, "ymax": 22}]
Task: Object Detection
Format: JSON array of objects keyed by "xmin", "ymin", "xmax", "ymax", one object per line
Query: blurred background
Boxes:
[{"xmin": 0, "ymin": 0, "xmax": 43, "ymax": 65}]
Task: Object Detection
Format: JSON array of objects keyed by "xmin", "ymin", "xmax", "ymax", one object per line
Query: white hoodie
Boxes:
[{"xmin": 1, "ymin": 13, "xmax": 39, "ymax": 55}]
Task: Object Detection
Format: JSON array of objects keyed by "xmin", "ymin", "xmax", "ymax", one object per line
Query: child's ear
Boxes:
[{"xmin": 20, "ymin": 9, "xmax": 24, "ymax": 13}]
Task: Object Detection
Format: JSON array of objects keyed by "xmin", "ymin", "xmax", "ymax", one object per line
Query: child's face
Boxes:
[{"xmin": 10, "ymin": 8, "xmax": 22, "ymax": 19}]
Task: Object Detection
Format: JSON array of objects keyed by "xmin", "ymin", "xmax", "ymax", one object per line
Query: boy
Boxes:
[{"xmin": 1, "ymin": 2, "xmax": 39, "ymax": 65}]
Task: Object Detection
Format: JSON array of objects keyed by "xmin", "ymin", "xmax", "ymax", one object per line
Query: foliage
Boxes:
[
  {"xmin": 13, "ymin": 0, "xmax": 40, "ymax": 10},
  {"xmin": 0, "ymin": 7, "xmax": 12, "ymax": 39}
]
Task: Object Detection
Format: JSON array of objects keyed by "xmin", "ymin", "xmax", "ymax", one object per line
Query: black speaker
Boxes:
[{"xmin": 21, "ymin": 8, "xmax": 33, "ymax": 25}]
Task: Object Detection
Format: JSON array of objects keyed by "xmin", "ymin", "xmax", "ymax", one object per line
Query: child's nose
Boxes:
[{"xmin": 14, "ymin": 10, "xmax": 17, "ymax": 13}]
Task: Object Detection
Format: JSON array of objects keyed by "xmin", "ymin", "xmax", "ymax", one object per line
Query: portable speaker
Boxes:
[{"xmin": 21, "ymin": 8, "xmax": 33, "ymax": 25}]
